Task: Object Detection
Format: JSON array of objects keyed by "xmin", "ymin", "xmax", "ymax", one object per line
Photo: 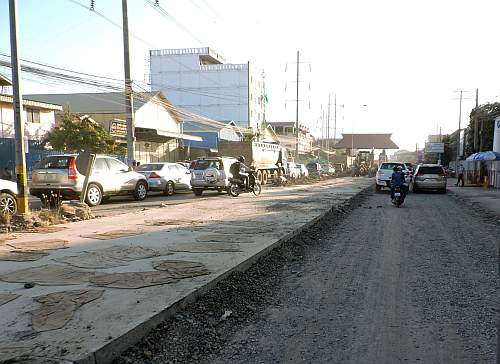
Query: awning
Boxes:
[
  {"xmin": 135, "ymin": 127, "xmax": 202, "ymax": 142},
  {"xmin": 156, "ymin": 129, "xmax": 202, "ymax": 142}
]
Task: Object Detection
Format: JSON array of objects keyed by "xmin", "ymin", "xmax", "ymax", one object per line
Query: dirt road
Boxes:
[{"xmin": 117, "ymin": 189, "xmax": 498, "ymax": 364}]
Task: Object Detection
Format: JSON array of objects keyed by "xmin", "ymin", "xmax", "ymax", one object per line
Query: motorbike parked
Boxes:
[{"xmin": 228, "ymin": 170, "xmax": 262, "ymax": 197}]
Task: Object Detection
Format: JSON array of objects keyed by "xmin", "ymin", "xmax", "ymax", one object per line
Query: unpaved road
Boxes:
[{"xmin": 117, "ymin": 189, "xmax": 498, "ymax": 364}]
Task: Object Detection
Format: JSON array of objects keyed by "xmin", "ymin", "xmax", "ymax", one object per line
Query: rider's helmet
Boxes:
[
  {"xmin": 397, "ymin": 166, "xmax": 403, "ymax": 171},
  {"xmin": 238, "ymin": 155, "xmax": 245, "ymax": 163}
]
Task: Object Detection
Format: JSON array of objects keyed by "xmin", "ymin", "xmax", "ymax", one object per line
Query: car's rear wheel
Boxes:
[
  {"xmin": 86, "ymin": 184, "xmax": 103, "ymax": 207},
  {"xmin": 217, "ymin": 186, "xmax": 225, "ymax": 193},
  {"xmin": 193, "ymin": 188, "xmax": 203, "ymax": 196},
  {"xmin": 0, "ymin": 192, "xmax": 17, "ymax": 215},
  {"xmin": 134, "ymin": 181, "xmax": 148, "ymax": 201},
  {"xmin": 164, "ymin": 181, "xmax": 175, "ymax": 196}
]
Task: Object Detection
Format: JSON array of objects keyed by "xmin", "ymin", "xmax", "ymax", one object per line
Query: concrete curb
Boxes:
[{"xmin": 72, "ymin": 185, "xmax": 373, "ymax": 364}]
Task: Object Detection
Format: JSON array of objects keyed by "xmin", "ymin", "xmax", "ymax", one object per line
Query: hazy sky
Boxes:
[{"xmin": 1, "ymin": 0, "xmax": 499, "ymax": 151}]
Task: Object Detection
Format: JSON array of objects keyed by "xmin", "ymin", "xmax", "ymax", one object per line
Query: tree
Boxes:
[
  {"xmin": 43, "ymin": 108, "xmax": 126, "ymax": 154},
  {"xmin": 464, "ymin": 102, "xmax": 500, "ymax": 156}
]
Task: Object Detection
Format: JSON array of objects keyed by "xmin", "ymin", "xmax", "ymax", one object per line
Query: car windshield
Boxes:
[
  {"xmin": 34, "ymin": 156, "xmax": 72, "ymax": 169},
  {"xmin": 418, "ymin": 166, "xmax": 444, "ymax": 174},
  {"xmin": 137, "ymin": 164, "xmax": 164, "ymax": 171},
  {"xmin": 380, "ymin": 163, "xmax": 404, "ymax": 170},
  {"xmin": 194, "ymin": 160, "xmax": 221, "ymax": 170}
]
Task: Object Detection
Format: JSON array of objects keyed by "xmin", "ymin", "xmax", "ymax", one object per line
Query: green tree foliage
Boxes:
[
  {"xmin": 464, "ymin": 102, "xmax": 500, "ymax": 156},
  {"xmin": 43, "ymin": 108, "xmax": 126, "ymax": 154},
  {"xmin": 441, "ymin": 134, "xmax": 454, "ymax": 166}
]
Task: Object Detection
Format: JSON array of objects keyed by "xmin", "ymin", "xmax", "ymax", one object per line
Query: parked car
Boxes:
[
  {"xmin": 0, "ymin": 179, "xmax": 18, "ymax": 214},
  {"xmin": 306, "ymin": 162, "xmax": 322, "ymax": 178},
  {"xmin": 29, "ymin": 155, "xmax": 149, "ymax": 206},
  {"xmin": 412, "ymin": 164, "xmax": 447, "ymax": 193},
  {"xmin": 137, "ymin": 162, "xmax": 191, "ymax": 196},
  {"xmin": 190, "ymin": 156, "xmax": 238, "ymax": 196},
  {"xmin": 297, "ymin": 163, "xmax": 309, "ymax": 178},
  {"xmin": 375, "ymin": 162, "xmax": 408, "ymax": 191},
  {"xmin": 286, "ymin": 162, "xmax": 301, "ymax": 179}
]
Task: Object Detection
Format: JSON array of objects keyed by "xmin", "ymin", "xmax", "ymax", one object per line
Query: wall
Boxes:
[
  {"xmin": 0, "ymin": 102, "xmax": 56, "ymax": 140},
  {"xmin": 150, "ymin": 51, "xmax": 264, "ymax": 130}
]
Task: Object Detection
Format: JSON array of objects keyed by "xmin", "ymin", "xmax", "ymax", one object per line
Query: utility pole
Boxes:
[
  {"xmin": 473, "ymin": 88, "xmax": 479, "ymax": 151},
  {"xmin": 327, "ymin": 94, "xmax": 331, "ymax": 164},
  {"xmin": 456, "ymin": 90, "xmax": 463, "ymax": 177},
  {"xmin": 333, "ymin": 94, "xmax": 337, "ymax": 149},
  {"xmin": 122, "ymin": 0, "xmax": 135, "ymax": 166},
  {"xmin": 9, "ymin": 0, "xmax": 28, "ymax": 214},
  {"xmin": 295, "ymin": 50, "xmax": 299, "ymax": 159}
]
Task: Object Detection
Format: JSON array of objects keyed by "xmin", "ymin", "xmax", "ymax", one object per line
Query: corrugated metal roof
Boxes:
[
  {"xmin": 0, "ymin": 94, "xmax": 62, "ymax": 111},
  {"xmin": 0, "ymin": 74, "xmax": 11, "ymax": 87},
  {"xmin": 25, "ymin": 91, "xmax": 159, "ymax": 114},
  {"xmin": 334, "ymin": 134, "xmax": 399, "ymax": 149}
]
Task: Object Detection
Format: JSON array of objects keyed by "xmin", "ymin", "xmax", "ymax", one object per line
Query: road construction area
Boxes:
[
  {"xmin": 116, "ymin": 188, "xmax": 499, "ymax": 364},
  {"xmin": 0, "ymin": 177, "xmax": 372, "ymax": 363}
]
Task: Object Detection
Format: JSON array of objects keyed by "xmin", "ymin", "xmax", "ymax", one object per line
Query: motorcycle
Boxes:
[
  {"xmin": 228, "ymin": 170, "xmax": 262, "ymax": 197},
  {"xmin": 391, "ymin": 185, "xmax": 405, "ymax": 207}
]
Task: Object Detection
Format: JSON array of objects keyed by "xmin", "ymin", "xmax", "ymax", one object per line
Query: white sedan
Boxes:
[
  {"xmin": 0, "ymin": 179, "xmax": 18, "ymax": 214},
  {"xmin": 137, "ymin": 162, "xmax": 191, "ymax": 196}
]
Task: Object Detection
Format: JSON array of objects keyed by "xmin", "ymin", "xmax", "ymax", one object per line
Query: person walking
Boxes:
[
  {"xmin": 1, "ymin": 167, "xmax": 12, "ymax": 181},
  {"xmin": 455, "ymin": 164, "xmax": 465, "ymax": 187}
]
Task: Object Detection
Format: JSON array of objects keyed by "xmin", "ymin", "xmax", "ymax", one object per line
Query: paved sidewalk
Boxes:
[
  {"xmin": 0, "ymin": 177, "xmax": 372, "ymax": 364},
  {"xmin": 447, "ymin": 178, "xmax": 500, "ymax": 219}
]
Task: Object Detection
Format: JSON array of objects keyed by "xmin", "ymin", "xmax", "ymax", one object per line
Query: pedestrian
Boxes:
[
  {"xmin": 455, "ymin": 164, "xmax": 465, "ymax": 187},
  {"xmin": 132, "ymin": 161, "xmax": 138, "ymax": 171},
  {"xmin": 1, "ymin": 167, "xmax": 12, "ymax": 181}
]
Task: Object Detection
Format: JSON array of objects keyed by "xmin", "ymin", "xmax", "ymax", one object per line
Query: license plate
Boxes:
[{"xmin": 394, "ymin": 192, "xmax": 401, "ymax": 197}]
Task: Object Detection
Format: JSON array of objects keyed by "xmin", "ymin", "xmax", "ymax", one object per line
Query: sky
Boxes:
[{"xmin": 1, "ymin": 0, "xmax": 499, "ymax": 151}]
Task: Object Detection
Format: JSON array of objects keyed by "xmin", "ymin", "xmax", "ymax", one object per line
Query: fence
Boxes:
[
  {"xmin": 0, "ymin": 138, "xmax": 63, "ymax": 180},
  {"xmin": 0, "ymin": 138, "xmax": 127, "ymax": 180},
  {"xmin": 462, "ymin": 160, "xmax": 500, "ymax": 188}
]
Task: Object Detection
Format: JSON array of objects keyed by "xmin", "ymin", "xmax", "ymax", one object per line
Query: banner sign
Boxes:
[{"xmin": 425, "ymin": 142, "xmax": 444, "ymax": 154}]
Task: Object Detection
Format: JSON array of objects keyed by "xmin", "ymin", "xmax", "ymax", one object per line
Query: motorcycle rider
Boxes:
[
  {"xmin": 230, "ymin": 156, "xmax": 251, "ymax": 189},
  {"xmin": 390, "ymin": 165, "xmax": 406, "ymax": 200}
]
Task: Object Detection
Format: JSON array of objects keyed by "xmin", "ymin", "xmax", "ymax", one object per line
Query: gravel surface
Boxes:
[{"xmin": 115, "ymin": 188, "xmax": 498, "ymax": 364}]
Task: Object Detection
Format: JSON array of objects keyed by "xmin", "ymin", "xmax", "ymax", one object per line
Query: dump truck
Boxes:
[{"xmin": 218, "ymin": 140, "xmax": 287, "ymax": 184}]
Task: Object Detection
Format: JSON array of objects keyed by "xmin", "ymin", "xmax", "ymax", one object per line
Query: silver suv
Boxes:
[
  {"xmin": 30, "ymin": 155, "xmax": 148, "ymax": 206},
  {"xmin": 190, "ymin": 157, "xmax": 237, "ymax": 196}
]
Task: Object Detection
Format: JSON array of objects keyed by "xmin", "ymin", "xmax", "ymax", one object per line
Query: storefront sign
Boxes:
[{"xmin": 109, "ymin": 120, "xmax": 127, "ymax": 137}]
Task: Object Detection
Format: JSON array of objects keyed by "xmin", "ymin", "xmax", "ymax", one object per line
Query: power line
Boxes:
[{"xmin": 143, "ymin": 0, "xmax": 204, "ymax": 45}]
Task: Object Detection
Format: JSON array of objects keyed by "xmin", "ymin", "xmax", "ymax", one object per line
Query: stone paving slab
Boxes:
[{"xmin": 0, "ymin": 177, "xmax": 372, "ymax": 364}]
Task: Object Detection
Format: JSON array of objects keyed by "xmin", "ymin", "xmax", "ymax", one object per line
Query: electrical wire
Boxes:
[{"xmin": 143, "ymin": 0, "xmax": 204, "ymax": 45}]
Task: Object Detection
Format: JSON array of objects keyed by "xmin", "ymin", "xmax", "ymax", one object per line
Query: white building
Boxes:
[
  {"xmin": 0, "ymin": 92, "xmax": 61, "ymax": 141},
  {"xmin": 149, "ymin": 47, "xmax": 265, "ymax": 131}
]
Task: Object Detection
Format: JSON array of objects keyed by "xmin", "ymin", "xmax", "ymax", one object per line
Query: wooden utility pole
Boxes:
[
  {"xmin": 122, "ymin": 0, "xmax": 135, "ymax": 166},
  {"xmin": 295, "ymin": 50, "xmax": 299, "ymax": 159},
  {"xmin": 9, "ymin": 0, "xmax": 28, "ymax": 214}
]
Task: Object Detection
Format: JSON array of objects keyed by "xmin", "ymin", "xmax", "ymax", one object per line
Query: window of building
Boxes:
[{"xmin": 26, "ymin": 108, "xmax": 40, "ymax": 123}]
